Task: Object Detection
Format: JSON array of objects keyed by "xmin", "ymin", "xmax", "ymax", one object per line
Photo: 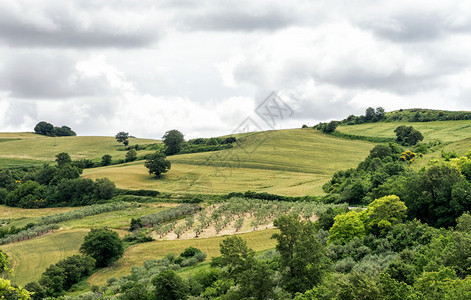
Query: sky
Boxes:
[{"xmin": 1, "ymin": 0, "xmax": 471, "ymax": 139}]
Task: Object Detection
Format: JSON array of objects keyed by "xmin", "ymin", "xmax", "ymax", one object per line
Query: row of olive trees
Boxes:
[
  {"xmin": 140, "ymin": 204, "xmax": 201, "ymax": 227},
  {"xmin": 154, "ymin": 199, "xmax": 341, "ymax": 239},
  {"xmin": 0, "ymin": 224, "xmax": 59, "ymax": 245}
]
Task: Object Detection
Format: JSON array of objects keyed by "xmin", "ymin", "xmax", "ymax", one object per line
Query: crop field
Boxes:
[
  {"xmin": 88, "ymin": 229, "xmax": 277, "ymax": 285},
  {"xmin": 0, "ymin": 133, "xmax": 160, "ymax": 167},
  {"xmin": 84, "ymin": 129, "xmax": 374, "ymax": 195},
  {"xmin": 3, "ymin": 229, "xmax": 89, "ymax": 286},
  {"xmin": 336, "ymin": 120, "xmax": 471, "ymax": 143}
]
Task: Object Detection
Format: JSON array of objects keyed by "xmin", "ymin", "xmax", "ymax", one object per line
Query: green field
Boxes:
[
  {"xmin": 0, "ymin": 133, "xmax": 160, "ymax": 168},
  {"xmin": 336, "ymin": 120, "xmax": 471, "ymax": 143},
  {"xmin": 88, "ymin": 229, "xmax": 277, "ymax": 285},
  {"xmin": 3, "ymin": 229, "xmax": 89, "ymax": 286},
  {"xmin": 84, "ymin": 129, "xmax": 374, "ymax": 196}
]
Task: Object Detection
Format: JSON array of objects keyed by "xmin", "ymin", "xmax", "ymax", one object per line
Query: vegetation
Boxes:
[
  {"xmin": 394, "ymin": 125, "xmax": 424, "ymax": 146},
  {"xmin": 144, "ymin": 152, "xmax": 171, "ymax": 177},
  {"xmin": 34, "ymin": 121, "xmax": 76, "ymax": 137},
  {"xmin": 163, "ymin": 129, "xmax": 185, "ymax": 155},
  {"xmin": 80, "ymin": 228, "xmax": 124, "ymax": 267},
  {"xmin": 115, "ymin": 131, "xmax": 129, "ymax": 146}
]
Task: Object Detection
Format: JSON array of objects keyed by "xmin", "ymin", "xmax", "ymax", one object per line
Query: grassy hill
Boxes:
[
  {"xmin": 0, "ymin": 133, "xmax": 160, "ymax": 168},
  {"xmin": 336, "ymin": 120, "xmax": 471, "ymax": 143},
  {"xmin": 84, "ymin": 129, "xmax": 375, "ymax": 196}
]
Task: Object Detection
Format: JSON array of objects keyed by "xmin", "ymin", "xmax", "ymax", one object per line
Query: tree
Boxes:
[
  {"xmin": 214, "ymin": 236, "xmax": 275, "ymax": 299},
  {"xmin": 375, "ymin": 107, "xmax": 386, "ymax": 120},
  {"xmin": 328, "ymin": 210, "xmax": 366, "ymax": 244},
  {"xmin": 152, "ymin": 269, "xmax": 188, "ymax": 300},
  {"xmin": 55, "ymin": 152, "xmax": 71, "ymax": 167},
  {"xmin": 364, "ymin": 195, "xmax": 407, "ymax": 236},
  {"xmin": 145, "ymin": 152, "xmax": 171, "ymax": 177},
  {"xmin": 53, "ymin": 126, "xmax": 76, "ymax": 136},
  {"xmin": 365, "ymin": 107, "xmax": 376, "ymax": 121},
  {"xmin": 125, "ymin": 149, "xmax": 137, "ymax": 162},
  {"xmin": 80, "ymin": 228, "xmax": 124, "ymax": 267},
  {"xmin": 115, "ymin": 131, "xmax": 129, "ymax": 146},
  {"xmin": 101, "ymin": 154, "xmax": 112, "ymax": 166},
  {"xmin": 0, "ymin": 278, "xmax": 31, "ymax": 299},
  {"xmin": 394, "ymin": 125, "xmax": 423, "ymax": 146},
  {"xmin": 163, "ymin": 130, "xmax": 184, "ymax": 155},
  {"xmin": 272, "ymin": 215, "xmax": 328, "ymax": 294},
  {"xmin": 34, "ymin": 121, "xmax": 54, "ymax": 136}
]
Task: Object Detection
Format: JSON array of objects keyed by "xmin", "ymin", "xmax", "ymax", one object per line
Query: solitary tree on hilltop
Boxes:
[{"xmin": 115, "ymin": 132, "xmax": 129, "ymax": 146}]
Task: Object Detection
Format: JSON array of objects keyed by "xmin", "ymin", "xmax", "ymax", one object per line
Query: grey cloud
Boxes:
[
  {"xmin": 3, "ymin": 101, "xmax": 37, "ymax": 128},
  {"xmin": 0, "ymin": 54, "xmax": 111, "ymax": 99},
  {"xmin": 181, "ymin": 10, "xmax": 295, "ymax": 32},
  {"xmin": 0, "ymin": 1, "xmax": 159, "ymax": 48}
]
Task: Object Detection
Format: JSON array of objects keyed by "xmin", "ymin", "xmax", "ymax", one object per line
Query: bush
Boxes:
[{"xmin": 80, "ymin": 228, "xmax": 124, "ymax": 267}]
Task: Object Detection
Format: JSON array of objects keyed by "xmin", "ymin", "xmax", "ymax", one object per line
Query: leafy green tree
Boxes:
[
  {"xmin": 0, "ymin": 278, "xmax": 31, "ymax": 299},
  {"xmin": 5, "ymin": 180, "xmax": 47, "ymax": 208},
  {"xmin": 364, "ymin": 195, "xmax": 407, "ymax": 236},
  {"xmin": 456, "ymin": 212, "xmax": 471, "ymax": 232},
  {"xmin": 24, "ymin": 281, "xmax": 46, "ymax": 300},
  {"xmin": 34, "ymin": 121, "xmax": 54, "ymax": 136},
  {"xmin": 80, "ymin": 228, "xmax": 124, "ymax": 267},
  {"xmin": 94, "ymin": 178, "xmax": 116, "ymax": 199},
  {"xmin": 272, "ymin": 215, "xmax": 328, "ymax": 294},
  {"xmin": 145, "ymin": 152, "xmax": 171, "ymax": 177},
  {"xmin": 328, "ymin": 210, "xmax": 366, "ymax": 244},
  {"xmin": 365, "ymin": 107, "xmax": 376, "ymax": 121},
  {"xmin": 152, "ymin": 269, "xmax": 188, "ymax": 300},
  {"xmin": 55, "ymin": 152, "xmax": 71, "ymax": 167},
  {"xmin": 404, "ymin": 164, "xmax": 466, "ymax": 227},
  {"xmin": 125, "ymin": 149, "xmax": 137, "ymax": 162},
  {"xmin": 53, "ymin": 126, "xmax": 76, "ymax": 136},
  {"xmin": 163, "ymin": 129, "xmax": 185, "ymax": 155},
  {"xmin": 101, "ymin": 154, "xmax": 112, "ymax": 166},
  {"xmin": 115, "ymin": 131, "xmax": 129, "ymax": 146},
  {"xmin": 214, "ymin": 236, "xmax": 274, "ymax": 299},
  {"xmin": 394, "ymin": 125, "xmax": 423, "ymax": 145}
]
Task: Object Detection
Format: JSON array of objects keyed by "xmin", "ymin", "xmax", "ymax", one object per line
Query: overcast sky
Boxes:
[{"xmin": 1, "ymin": 0, "xmax": 471, "ymax": 138}]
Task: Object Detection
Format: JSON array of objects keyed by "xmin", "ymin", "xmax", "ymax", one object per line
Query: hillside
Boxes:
[
  {"xmin": 84, "ymin": 129, "xmax": 375, "ymax": 196},
  {"xmin": 336, "ymin": 120, "xmax": 471, "ymax": 143},
  {"xmin": 0, "ymin": 133, "xmax": 160, "ymax": 168}
]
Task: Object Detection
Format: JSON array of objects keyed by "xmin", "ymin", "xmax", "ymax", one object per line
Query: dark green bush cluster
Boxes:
[
  {"xmin": 225, "ymin": 191, "xmax": 323, "ymax": 202},
  {"xmin": 0, "ymin": 163, "xmax": 116, "ymax": 208},
  {"xmin": 34, "ymin": 121, "xmax": 76, "ymax": 137},
  {"xmin": 116, "ymin": 189, "xmax": 160, "ymax": 197},
  {"xmin": 322, "ymin": 143, "xmax": 406, "ymax": 205},
  {"xmin": 26, "ymin": 255, "xmax": 95, "ymax": 297}
]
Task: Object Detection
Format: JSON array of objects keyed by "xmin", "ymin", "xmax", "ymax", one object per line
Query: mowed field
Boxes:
[
  {"xmin": 0, "ymin": 132, "xmax": 160, "ymax": 168},
  {"xmin": 2, "ymin": 229, "xmax": 89, "ymax": 286},
  {"xmin": 84, "ymin": 129, "xmax": 375, "ymax": 196},
  {"xmin": 336, "ymin": 120, "xmax": 471, "ymax": 143}
]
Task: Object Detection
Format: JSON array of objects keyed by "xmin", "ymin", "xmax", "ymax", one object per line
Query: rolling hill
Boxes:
[
  {"xmin": 84, "ymin": 129, "xmax": 375, "ymax": 196},
  {"xmin": 0, "ymin": 132, "xmax": 161, "ymax": 168}
]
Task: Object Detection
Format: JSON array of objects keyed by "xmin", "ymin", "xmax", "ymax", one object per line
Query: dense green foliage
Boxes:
[
  {"xmin": 394, "ymin": 125, "xmax": 424, "ymax": 146},
  {"xmin": 80, "ymin": 228, "xmax": 124, "ymax": 268},
  {"xmin": 115, "ymin": 132, "xmax": 129, "ymax": 146},
  {"xmin": 0, "ymin": 163, "xmax": 116, "ymax": 208},
  {"xmin": 144, "ymin": 152, "xmax": 171, "ymax": 177},
  {"xmin": 34, "ymin": 121, "xmax": 76, "ymax": 137},
  {"xmin": 33, "ymin": 255, "xmax": 95, "ymax": 297},
  {"xmin": 339, "ymin": 108, "xmax": 471, "ymax": 125},
  {"xmin": 163, "ymin": 129, "xmax": 185, "ymax": 155}
]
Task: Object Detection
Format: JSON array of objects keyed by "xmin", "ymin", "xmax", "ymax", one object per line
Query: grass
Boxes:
[
  {"xmin": 88, "ymin": 229, "xmax": 278, "ymax": 285},
  {"xmin": 337, "ymin": 120, "xmax": 471, "ymax": 143},
  {"xmin": 0, "ymin": 133, "xmax": 160, "ymax": 168},
  {"xmin": 84, "ymin": 129, "xmax": 374, "ymax": 196},
  {"xmin": 3, "ymin": 229, "xmax": 89, "ymax": 286}
]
